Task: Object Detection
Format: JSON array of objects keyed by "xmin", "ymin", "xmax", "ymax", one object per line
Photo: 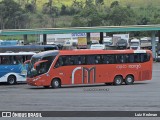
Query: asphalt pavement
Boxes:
[{"xmin": 0, "ymin": 63, "xmax": 160, "ymax": 119}]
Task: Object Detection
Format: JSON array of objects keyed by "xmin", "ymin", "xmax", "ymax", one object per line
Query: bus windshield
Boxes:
[
  {"xmin": 27, "ymin": 55, "xmax": 56, "ymax": 78},
  {"xmin": 130, "ymin": 42, "xmax": 139, "ymax": 46}
]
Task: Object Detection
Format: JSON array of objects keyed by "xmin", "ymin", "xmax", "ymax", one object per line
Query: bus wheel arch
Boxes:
[
  {"xmin": 113, "ymin": 75, "xmax": 123, "ymax": 85},
  {"xmin": 51, "ymin": 78, "xmax": 61, "ymax": 88},
  {"xmin": 7, "ymin": 75, "xmax": 17, "ymax": 85},
  {"xmin": 125, "ymin": 75, "xmax": 134, "ymax": 85}
]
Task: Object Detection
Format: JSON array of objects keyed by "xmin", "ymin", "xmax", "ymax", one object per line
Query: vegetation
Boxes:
[{"xmin": 0, "ymin": 0, "xmax": 160, "ymax": 30}]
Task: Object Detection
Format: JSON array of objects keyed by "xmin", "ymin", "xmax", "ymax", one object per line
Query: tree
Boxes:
[
  {"xmin": 42, "ymin": 0, "xmax": 59, "ymax": 16},
  {"xmin": 25, "ymin": 3, "xmax": 35, "ymax": 13},
  {"xmin": 0, "ymin": 3, "xmax": 5, "ymax": 29},
  {"xmin": 14, "ymin": 11, "xmax": 29, "ymax": 29},
  {"xmin": 17, "ymin": 0, "xmax": 29, "ymax": 8},
  {"xmin": 31, "ymin": 0, "xmax": 37, "ymax": 12},
  {"xmin": 60, "ymin": 4, "xmax": 67, "ymax": 15},
  {"xmin": 71, "ymin": 15, "xmax": 86, "ymax": 27},
  {"xmin": 95, "ymin": 0, "xmax": 104, "ymax": 5},
  {"xmin": 108, "ymin": 6, "xmax": 136, "ymax": 26},
  {"xmin": 72, "ymin": 0, "xmax": 103, "ymax": 27},
  {"xmin": 42, "ymin": 0, "xmax": 59, "ymax": 27},
  {"xmin": 137, "ymin": 17, "xmax": 150, "ymax": 25},
  {"xmin": 70, "ymin": 0, "xmax": 84, "ymax": 15},
  {"xmin": 0, "ymin": 0, "xmax": 28, "ymax": 29},
  {"xmin": 110, "ymin": 1, "xmax": 119, "ymax": 8}
]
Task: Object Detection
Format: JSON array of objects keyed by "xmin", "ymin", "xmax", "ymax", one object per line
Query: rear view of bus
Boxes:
[
  {"xmin": 26, "ymin": 49, "xmax": 152, "ymax": 88},
  {"xmin": 0, "ymin": 52, "xmax": 35, "ymax": 85}
]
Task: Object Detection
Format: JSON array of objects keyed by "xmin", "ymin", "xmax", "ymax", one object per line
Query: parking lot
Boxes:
[{"xmin": 0, "ymin": 63, "xmax": 160, "ymax": 118}]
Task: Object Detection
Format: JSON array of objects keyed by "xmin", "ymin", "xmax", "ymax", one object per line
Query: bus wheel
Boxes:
[
  {"xmin": 125, "ymin": 75, "xmax": 134, "ymax": 85},
  {"xmin": 7, "ymin": 75, "xmax": 16, "ymax": 85},
  {"xmin": 113, "ymin": 76, "xmax": 123, "ymax": 85},
  {"xmin": 51, "ymin": 79, "xmax": 61, "ymax": 88}
]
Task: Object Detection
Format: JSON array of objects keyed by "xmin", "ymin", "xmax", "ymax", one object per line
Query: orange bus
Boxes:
[{"xmin": 26, "ymin": 49, "xmax": 152, "ymax": 88}]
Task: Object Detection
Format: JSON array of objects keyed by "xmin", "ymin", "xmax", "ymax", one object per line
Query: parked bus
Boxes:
[
  {"xmin": 26, "ymin": 49, "xmax": 152, "ymax": 88},
  {"xmin": 0, "ymin": 40, "xmax": 18, "ymax": 45},
  {"xmin": 0, "ymin": 45, "xmax": 59, "ymax": 53},
  {"xmin": 0, "ymin": 52, "xmax": 36, "ymax": 84}
]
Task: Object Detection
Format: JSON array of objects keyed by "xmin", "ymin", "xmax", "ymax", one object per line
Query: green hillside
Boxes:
[
  {"xmin": 15, "ymin": 0, "xmax": 160, "ymax": 9},
  {"xmin": 1, "ymin": 0, "xmax": 160, "ymax": 30}
]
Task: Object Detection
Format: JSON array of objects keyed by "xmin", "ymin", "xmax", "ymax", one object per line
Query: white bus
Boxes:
[{"xmin": 0, "ymin": 52, "xmax": 36, "ymax": 84}]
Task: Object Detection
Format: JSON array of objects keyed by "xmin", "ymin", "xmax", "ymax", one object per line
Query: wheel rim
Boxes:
[
  {"xmin": 54, "ymin": 81, "xmax": 59, "ymax": 87},
  {"xmin": 127, "ymin": 77, "xmax": 132, "ymax": 83},
  {"xmin": 8, "ymin": 77, "xmax": 15, "ymax": 84},
  {"xmin": 116, "ymin": 78, "xmax": 122, "ymax": 84}
]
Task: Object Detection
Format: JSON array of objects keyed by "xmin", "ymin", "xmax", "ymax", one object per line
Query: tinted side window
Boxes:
[
  {"xmin": 55, "ymin": 56, "xmax": 63, "ymax": 68},
  {"xmin": 134, "ymin": 54, "xmax": 141, "ymax": 63},
  {"xmin": 55, "ymin": 56, "xmax": 72, "ymax": 66},
  {"xmin": 116, "ymin": 55, "xmax": 125, "ymax": 63},
  {"xmin": 79, "ymin": 55, "xmax": 86, "ymax": 65},
  {"xmin": 140, "ymin": 53, "xmax": 150, "ymax": 62},
  {"xmin": 102, "ymin": 55, "xmax": 115, "ymax": 64},
  {"xmin": 54, "ymin": 53, "xmax": 151, "ymax": 68},
  {"xmin": 125, "ymin": 53, "xmax": 150, "ymax": 63},
  {"xmin": 102, "ymin": 55, "xmax": 110, "ymax": 64},
  {"xmin": 125, "ymin": 54, "xmax": 134, "ymax": 63},
  {"xmin": 86, "ymin": 55, "xmax": 102, "ymax": 65},
  {"xmin": 86, "ymin": 55, "xmax": 96, "ymax": 65},
  {"xmin": 0, "ymin": 56, "xmax": 11, "ymax": 64},
  {"xmin": 14, "ymin": 56, "xmax": 24, "ymax": 64},
  {"xmin": 71, "ymin": 55, "xmax": 86, "ymax": 65},
  {"xmin": 54, "ymin": 55, "xmax": 86, "ymax": 67},
  {"xmin": 95, "ymin": 55, "xmax": 102, "ymax": 64}
]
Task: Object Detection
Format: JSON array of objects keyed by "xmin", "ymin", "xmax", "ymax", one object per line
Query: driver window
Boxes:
[{"xmin": 54, "ymin": 56, "xmax": 63, "ymax": 68}]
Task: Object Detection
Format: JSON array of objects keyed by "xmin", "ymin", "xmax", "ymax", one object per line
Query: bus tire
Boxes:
[
  {"xmin": 51, "ymin": 79, "xmax": 61, "ymax": 88},
  {"xmin": 113, "ymin": 76, "xmax": 123, "ymax": 85},
  {"xmin": 125, "ymin": 75, "xmax": 134, "ymax": 85},
  {"xmin": 7, "ymin": 75, "xmax": 16, "ymax": 85}
]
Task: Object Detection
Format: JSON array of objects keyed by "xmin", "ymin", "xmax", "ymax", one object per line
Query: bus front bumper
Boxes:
[
  {"xmin": 27, "ymin": 79, "xmax": 38, "ymax": 86},
  {"xmin": 27, "ymin": 77, "xmax": 43, "ymax": 86}
]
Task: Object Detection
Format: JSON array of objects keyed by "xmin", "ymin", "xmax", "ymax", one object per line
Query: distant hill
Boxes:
[{"xmin": 13, "ymin": 0, "xmax": 160, "ymax": 9}]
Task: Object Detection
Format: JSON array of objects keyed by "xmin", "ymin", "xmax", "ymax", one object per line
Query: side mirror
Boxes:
[{"xmin": 34, "ymin": 60, "xmax": 48, "ymax": 69}]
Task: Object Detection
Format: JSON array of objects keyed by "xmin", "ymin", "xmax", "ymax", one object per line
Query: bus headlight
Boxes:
[{"xmin": 33, "ymin": 77, "xmax": 41, "ymax": 81}]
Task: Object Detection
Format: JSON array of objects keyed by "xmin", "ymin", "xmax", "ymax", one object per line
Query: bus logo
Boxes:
[{"xmin": 72, "ymin": 67, "xmax": 96, "ymax": 84}]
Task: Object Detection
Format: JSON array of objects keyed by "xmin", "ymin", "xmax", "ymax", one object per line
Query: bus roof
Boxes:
[
  {"xmin": 0, "ymin": 45, "xmax": 59, "ymax": 52},
  {"xmin": 0, "ymin": 52, "xmax": 36, "ymax": 56},
  {"xmin": 31, "ymin": 49, "xmax": 151, "ymax": 58},
  {"xmin": 59, "ymin": 49, "xmax": 151, "ymax": 55},
  {"xmin": 32, "ymin": 50, "xmax": 59, "ymax": 58}
]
